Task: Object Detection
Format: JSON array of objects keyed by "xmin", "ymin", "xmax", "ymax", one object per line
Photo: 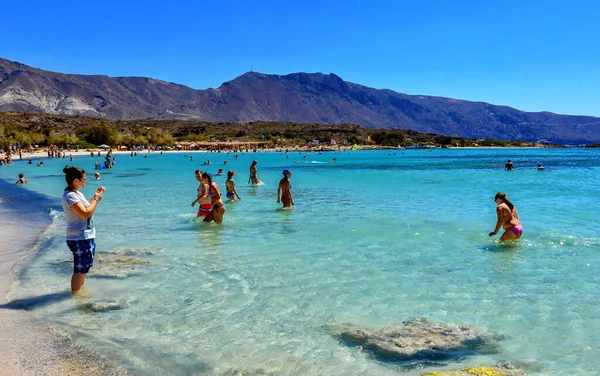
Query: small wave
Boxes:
[
  {"xmin": 178, "ymin": 213, "xmax": 197, "ymax": 218},
  {"xmin": 546, "ymin": 233, "xmax": 600, "ymax": 247},
  {"xmin": 117, "ymin": 173, "xmax": 147, "ymax": 178},
  {"xmin": 49, "ymin": 209, "xmax": 64, "ymax": 221}
]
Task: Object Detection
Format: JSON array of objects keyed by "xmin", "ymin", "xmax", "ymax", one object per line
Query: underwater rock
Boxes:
[
  {"xmin": 109, "ymin": 257, "xmax": 151, "ymax": 264},
  {"xmin": 103, "ymin": 247, "xmax": 154, "ymax": 256},
  {"xmin": 219, "ymin": 369, "xmax": 275, "ymax": 376},
  {"xmin": 219, "ymin": 368, "xmax": 275, "ymax": 376},
  {"xmin": 87, "ymin": 301, "xmax": 125, "ymax": 312},
  {"xmin": 327, "ymin": 317, "xmax": 500, "ymax": 362},
  {"xmin": 90, "ymin": 254, "xmax": 150, "ymax": 279},
  {"xmin": 421, "ymin": 361, "xmax": 526, "ymax": 375}
]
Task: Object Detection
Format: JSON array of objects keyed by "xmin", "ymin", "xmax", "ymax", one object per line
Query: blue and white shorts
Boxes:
[{"xmin": 66, "ymin": 239, "xmax": 96, "ymax": 274}]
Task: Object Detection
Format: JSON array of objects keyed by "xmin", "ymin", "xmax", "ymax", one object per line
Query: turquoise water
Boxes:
[{"xmin": 1, "ymin": 148, "xmax": 599, "ymax": 375}]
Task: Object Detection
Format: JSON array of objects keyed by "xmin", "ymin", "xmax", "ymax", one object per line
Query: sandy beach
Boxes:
[{"xmin": 0, "ymin": 177, "xmax": 126, "ymax": 375}]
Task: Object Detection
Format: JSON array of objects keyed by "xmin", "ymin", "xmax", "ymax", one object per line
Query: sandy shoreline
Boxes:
[
  {"xmin": 3, "ymin": 144, "xmax": 554, "ymax": 162},
  {"xmin": 0, "ymin": 178, "xmax": 126, "ymax": 375}
]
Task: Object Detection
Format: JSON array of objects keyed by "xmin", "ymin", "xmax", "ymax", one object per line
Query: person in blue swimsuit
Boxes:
[{"xmin": 225, "ymin": 170, "xmax": 241, "ymax": 201}]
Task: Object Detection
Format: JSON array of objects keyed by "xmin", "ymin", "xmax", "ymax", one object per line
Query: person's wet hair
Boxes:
[
  {"xmin": 227, "ymin": 170, "xmax": 234, "ymax": 179},
  {"xmin": 202, "ymin": 172, "xmax": 213, "ymax": 188},
  {"xmin": 494, "ymin": 191, "xmax": 515, "ymax": 212}
]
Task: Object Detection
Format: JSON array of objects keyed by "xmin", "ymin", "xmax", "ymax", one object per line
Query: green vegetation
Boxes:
[
  {"xmin": 370, "ymin": 129, "xmax": 405, "ymax": 146},
  {"xmin": 0, "ymin": 112, "xmax": 546, "ymax": 150},
  {"xmin": 478, "ymin": 139, "xmax": 508, "ymax": 147}
]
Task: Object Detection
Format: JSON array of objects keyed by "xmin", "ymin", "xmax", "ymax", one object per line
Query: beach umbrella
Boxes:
[{"xmin": 99, "ymin": 144, "xmax": 110, "ymax": 149}]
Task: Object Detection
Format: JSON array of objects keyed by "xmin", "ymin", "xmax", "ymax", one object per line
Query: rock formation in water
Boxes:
[
  {"xmin": 420, "ymin": 361, "xmax": 526, "ymax": 376},
  {"xmin": 326, "ymin": 317, "xmax": 501, "ymax": 363}
]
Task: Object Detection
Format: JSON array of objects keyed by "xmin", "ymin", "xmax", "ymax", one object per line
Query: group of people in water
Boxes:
[
  {"xmin": 505, "ymin": 159, "xmax": 545, "ymax": 170},
  {"xmin": 190, "ymin": 160, "xmax": 294, "ymax": 224},
  {"xmin": 55, "ymin": 153, "xmax": 524, "ymax": 294},
  {"xmin": 58, "ymin": 158, "xmax": 295, "ymax": 292}
]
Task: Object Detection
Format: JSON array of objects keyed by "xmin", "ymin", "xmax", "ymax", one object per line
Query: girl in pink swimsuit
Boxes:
[{"xmin": 489, "ymin": 192, "xmax": 523, "ymax": 241}]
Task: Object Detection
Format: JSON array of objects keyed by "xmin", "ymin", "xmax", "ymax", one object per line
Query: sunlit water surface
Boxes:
[{"xmin": 1, "ymin": 148, "xmax": 599, "ymax": 375}]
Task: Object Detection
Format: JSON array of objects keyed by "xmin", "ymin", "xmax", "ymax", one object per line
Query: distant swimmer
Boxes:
[
  {"xmin": 37, "ymin": 161, "xmax": 44, "ymax": 166},
  {"xmin": 191, "ymin": 170, "xmax": 212, "ymax": 218},
  {"xmin": 277, "ymin": 169, "xmax": 294, "ymax": 208},
  {"xmin": 225, "ymin": 170, "xmax": 242, "ymax": 201},
  {"xmin": 248, "ymin": 160, "xmax": 261, "ymax": 184},
  {"xmin": 537, "ymin": 164, "xmax": 545, "ymax": 170},
  {"xmin": 332, "ymin": 158, "xmax": 337, "ymax": 163},
  {"xmin": 95, "ymin": 172, "xmax": 101, "ymax": 180},
  {"xmin": 489, "ymin": 192, "xmax": 522, "ymax": 241},
  {"xmin": 15, "ymin": 173, "xmax": 28, "ymax": 184},
  {"xmin": 216, "ymin": 168, "xmax": 223, "ymax": 176},
  {"xmin": 504, "ymin": 160, "xmax": 515, "ymax": 170}
]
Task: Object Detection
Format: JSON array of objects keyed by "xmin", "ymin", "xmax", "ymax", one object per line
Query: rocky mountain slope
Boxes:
[{"xmin": 1, "ymin": 57, "xmax": 598, "ymax": 143}]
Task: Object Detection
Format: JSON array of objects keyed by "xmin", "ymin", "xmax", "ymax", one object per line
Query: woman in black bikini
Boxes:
[
  {"xmin": 248, "ymin": 160, "xmax": 261, "ymax": 184},
  {"xmin": 202, "ymin": 172, "xmax": 226, "ymax": 224}
]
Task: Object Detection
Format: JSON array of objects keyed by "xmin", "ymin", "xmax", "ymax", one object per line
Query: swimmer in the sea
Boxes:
[
  {"xmin": 225, "ymin": 170, "xmax": 241, "ymax": 201},
  {"xmin": 489, "ymin": 191, "xmax": 522, "ymax": 241},
  {"xmin": 15, "ymin": 173, "xmax": 28, "ymax": 184},
  {"xmin": 248, "ymin": 160, "xmax": 261, "ymax": 184},
  {"xmin": 277, "ymin": 169, "xmax": 294, "ymax": 208},
  {"xmin": 202, "ymin": 173, "xmax": 226, "ymax": 224}
]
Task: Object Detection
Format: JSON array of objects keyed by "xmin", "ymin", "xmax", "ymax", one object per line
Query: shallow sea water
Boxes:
[{"xmin": 1, "ymin": 148, "xmax": 599, "ymax": 375}]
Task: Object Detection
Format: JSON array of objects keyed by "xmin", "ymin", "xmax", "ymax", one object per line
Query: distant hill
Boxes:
[{"xmin": 1, "ymin": 57, "xmax": 599, "ymax": 144}]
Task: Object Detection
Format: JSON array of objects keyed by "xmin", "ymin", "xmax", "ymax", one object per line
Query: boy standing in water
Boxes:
[{"xmin": 277, "ymin": 169, "xmax": 294, "ymax": 208}]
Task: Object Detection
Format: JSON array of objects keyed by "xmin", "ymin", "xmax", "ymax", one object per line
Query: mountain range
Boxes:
[{"xmin": 1, "ymin": 57, "xmax": 599, "ymax": 144}]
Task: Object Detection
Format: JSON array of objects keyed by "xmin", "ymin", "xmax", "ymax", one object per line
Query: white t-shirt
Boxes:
[{"xmin": 62, "ymin": 190, "xmax": 96, "ymax": 240}]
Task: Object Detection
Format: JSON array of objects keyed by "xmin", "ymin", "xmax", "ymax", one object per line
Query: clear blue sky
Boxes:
[{"xmin": 2, "ymin": 0, "xmax": 599, "ymax": 116}]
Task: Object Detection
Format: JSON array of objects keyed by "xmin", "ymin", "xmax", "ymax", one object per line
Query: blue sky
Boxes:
[{"xmin": 2, "ymin": 0, "xmax": 599, "ymax": 116}]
